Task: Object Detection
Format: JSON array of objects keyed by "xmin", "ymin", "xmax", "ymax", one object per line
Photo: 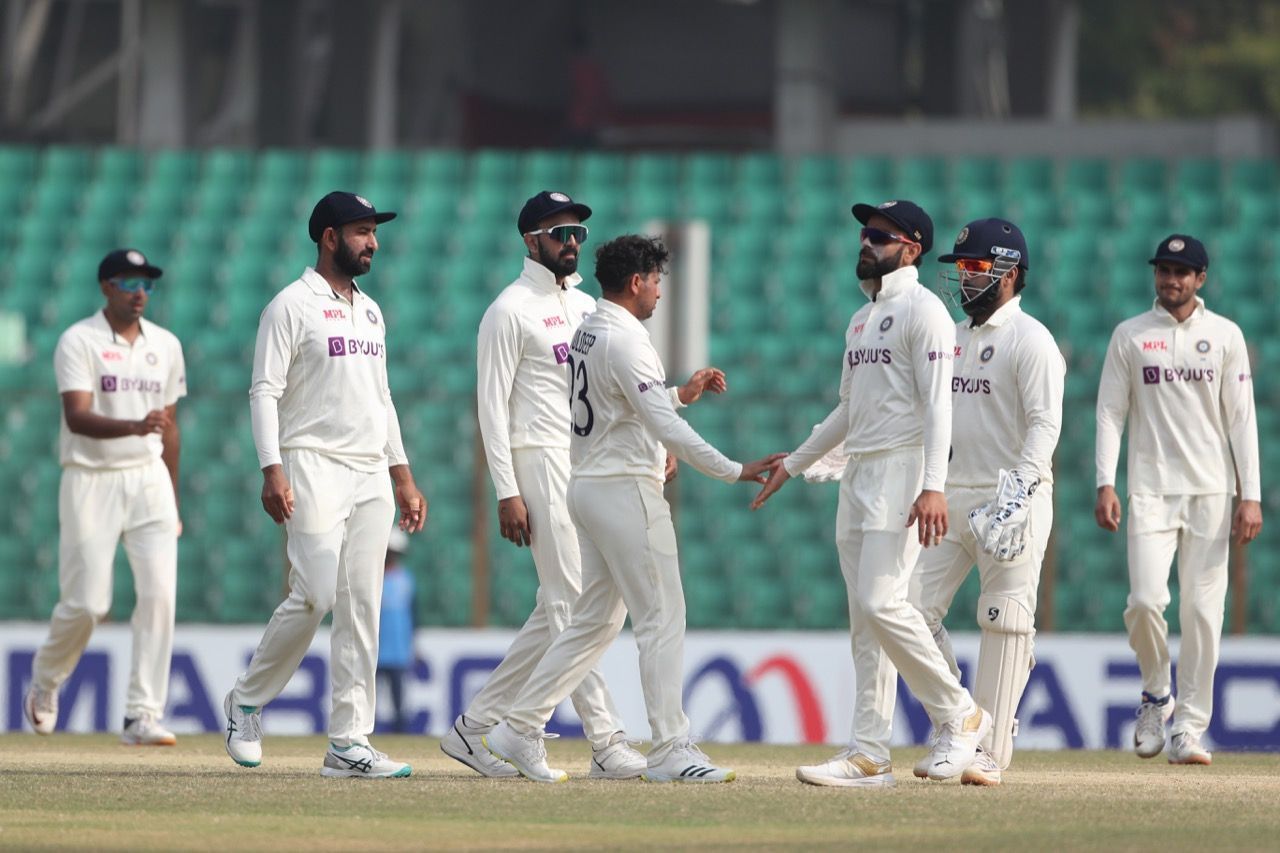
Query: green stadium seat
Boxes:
[
  {"xmin": 362, "ymin": 149, "xmax": 411, "ymax": 185},
  {"xmin": 411, "ymin": 149, "xmax": 466, "ymax": 191},
  {"xmin": 788, "ymin": 155, "xmax": 839, "ymax": 193},
  {"xmin": 96, "ymin": 147, "xmax": 144, "ymax": 183},
  {"xmin": 520, "ymin": 150, "xmax": 572, "ymax": 189},
  {"xmin": 148, "ymin": 149, "xmax": 200, "ymax": 186},
  {"xmin": 201, "ymin": 149, "xmax": 254, "ymax": 185},
  {"xmin": 1004, "ymin": 157, "xmax": 1055, "ymax": 194},
  {"xmin": 574, "ymin": 152, "xmax": 627, "ymax": 187},
  {"xmin": 1120, "ymin": 192, "xmax": 1172, "ymax": 231},
  {"xmin": 631, "ymin": 153, "xmax": 680, "ymax": 190},
  {"xmin": 1232, "ymin": 193, "xmax": 1279, "ymax": 228},
  {"xmin": 1175, "ymin": 192, "xmax": 1224, "ymax": 233},
  {"xmin": 1118, "ymin": 158, "xmax": 1168, "ymax": 194},
  {"xmin": 895, "ymin": 156, "xmax": 948, "ymax": 196},
  {"xmin": 0, "ymin": 146, "xmax": 38, "ymax": 183},
  {"xmin": 1173, "ymin": 158, "xmax": 1221, "ymax": 195},
  {"xmin": 737, "ymin": 152, "xmax": 783, "ymax": 188},
  {"xmin": 1228, "ymin": 159, "xmax": 1277, "ymax": 194},
  {"xmin": 309, "ymin": 148, "xmax": 361, "ymax": 188},
  {"xmin": 39, "ymin": 146, "xmax": 93, "ymax": 183},
  {"xmin": 1063, "ymin": 157, "xmax": 1110, "ymax": 192}
]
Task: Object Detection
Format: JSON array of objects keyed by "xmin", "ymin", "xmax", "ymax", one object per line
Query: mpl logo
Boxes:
[
  {"xmin": 323, "ymin": 309, "xmax": 346, "ymax": 320},
  {"xmin": 1142, "ymin": 366, "xmax": 1161, "ymax": 385},
  {"xmin": 101, "ymin": 375, "xmax": 118, "ymax": 391},
  {"xmin": 1142, "ymin": 340, "xmax": 1167, "ymax": 352},
  {"xmin": 552, "ymin": 343, "xmax": 569, "ymax": 364},
  {"xmin": 328, "ymin": 337, "xmax": 347, "ymax": 357},
  {"xmin": 101, "ymin": 350, "xmax": 123, "ymax": 362},
  {"xmin": 544, "ymin": 316, "xmax": 566, "ymax": 329}
]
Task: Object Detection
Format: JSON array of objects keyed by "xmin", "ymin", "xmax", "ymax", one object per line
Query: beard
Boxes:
[
  {"xmin": 855, "ymin": 245, "xmax": 905, "ymax": 281},
  {"xmin": 536, "ymin": 241, "xmax": 579, "ymax": 278},
  {"xmin": 334, "ymin": 236, "xmax": 372, "ymax": 277}
]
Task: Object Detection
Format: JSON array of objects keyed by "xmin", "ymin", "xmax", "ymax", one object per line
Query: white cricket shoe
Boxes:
[
  {"xmin": 24, "ymin": 685, "xmax": 58, "ymax": 735},
  {"xmin": 1168, "ymin": 732, "xmax": 1212, "ymax": 766},
  {"xmin": 913, "ymin": 728, "xmax": 940, "ymax": 779},
  {"xmin": 796, "ymin": 749, "xmax": 894, "ymax": 788},
  {"xmin": 960, "ymin": 747, "xmax": 1002, "ymax": 786},
  {"xmin": 589, "ymin": 733, "xmax": 647, "ymax": 780},
  {"xmin": 224, "ymin": 691, "xmax": 263, "ymax": 768},
  {"xmin": 322, "ymin": 741, "xmax": 412, "ymax": 778},
  {"xmin": 643, "ymin": 740, "xmax": 736, "ymax": 784},
  {"xmin": 121, "ymin": 714, "xmax": 177, "ymax": 746},
  {"xmin": 1134, "ymin": 694, "xmax": 1175, "ymax": 759},
  {"xmin": 483, "ymin": 721, "xmax": 568, "ymax": 783},
  {"xmin": 440, "ymin": 715, "xmax": 519, "ymax": 778},
  {"xmin": 926, "ymin": 705, "xmax": 992, "ymax": 781}
]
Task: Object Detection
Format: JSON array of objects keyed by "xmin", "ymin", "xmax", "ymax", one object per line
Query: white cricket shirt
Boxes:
[
  {"xmin": 250, "ymin": 267, "xmax": 408, "ymax": 474},
  {"xmin": 476, "ymin": 257, "xmax": 598, "ymax": 500},
  {"xmin": 54, "ymin": 311, "xmax": 187, "ymax": 469},
  {"xmin": 784, "ymin": 265, "xmax": 955, "ymax": 491},
  {"xmin": 567, "ymin": 299, "xmax": 742, "ymax": 483},
  {"xmin": 1096, "ymin": 297, "xmax": 1259, "ymax": 500},
  {"xmin": 948, "ymin": 296, "xmax": 1065, "ymax": 489}
]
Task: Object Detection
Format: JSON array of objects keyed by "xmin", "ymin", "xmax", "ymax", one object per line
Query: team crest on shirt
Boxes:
[
  {"xmin": 146, "ymin": 352, "xmax": 158, "ymax": 366},
  {"xmin": 879, "ymin": 316, "xmax": 894, "ymax": 332},
  {"xmin": 366, "ymin": 309, "xmax": 378, "ymax": 325},
  {"xmin": 980, "ymin": 345, "xmax": 995, "ymax": 363},
  {"xmin": 1196, "ymin": 339, "xmax": 1210, "ymax": 354}
]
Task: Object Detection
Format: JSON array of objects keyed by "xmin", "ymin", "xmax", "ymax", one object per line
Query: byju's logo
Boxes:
[
  {"xmin": 552, "ymin": 343, "xmax": 570, "ymax": 364},
  {"xmin": 328, "ymin": 337, "xmax": 347, "ymax": 357},
  {"xmin": 101, "ymin": 375, "xmax": 118, "ymax": 391},
  {"xmin": 1142, "ymin": 366, "xmax": 1161, "ymax": 385}
]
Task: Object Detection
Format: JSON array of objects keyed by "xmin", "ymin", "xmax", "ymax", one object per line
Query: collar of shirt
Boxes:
[
  {"xmin": 973, "ymin": 294, "xmax": 1022, "ymax": 329},
  {"xmin": 860, "ymin": 264, "xmax": 919, "ymax": 302},
  {"xmin": 1150, "ymin": 294, "xmax": 1205, "ymax": 325},
  {"xmin": 521, "ymin": 256, "xmax": 583, "ymax": 294},
  {"xmin": 594, "ymin": 297, "xmax": 648, "ymax": 336},
  {"xmin": 301, "ymin": 266, "xmax": 364, "ymax": 302},
  {"xmin": 91, "ymin": 308, "xmax": 149, "ymax": 345}
]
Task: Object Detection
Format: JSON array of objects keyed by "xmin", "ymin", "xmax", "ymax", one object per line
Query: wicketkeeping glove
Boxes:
[{"xmin": 967, "ymin": 468, "xmax": 1039, "ymax": 561}]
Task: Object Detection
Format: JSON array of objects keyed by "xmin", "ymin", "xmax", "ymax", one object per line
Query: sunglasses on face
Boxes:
[
  {"xmin": 860, "ymin": 226, "xmax": 917, "ymax": 247},
  {"xmin": 526, "ymin": 224, "xmax": 589, "ymax": 245},
  {"xmin": 110, "ymin": 278, "xmax": 156, "ymax": 293},
  {"xmin": 954, "ymin": 258, "xmax": 996, "ymax": 274}
]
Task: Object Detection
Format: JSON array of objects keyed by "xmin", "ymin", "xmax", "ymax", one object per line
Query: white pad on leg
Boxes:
[{"xmin": 975, "ymin": 593, "xmax": 1035, "ymax": 770}]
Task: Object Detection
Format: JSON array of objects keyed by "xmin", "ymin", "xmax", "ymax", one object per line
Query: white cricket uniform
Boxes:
[
  {"xmin": 505, "ymin": 299, "xmax": 742, "ymax": 762},
  {"xmin": 466, "ymin": 257, "xmax": 625, "ymax": 749},
  {"xmin": 782, "ymin": 265, "xmax": 969, "ymax": 762},
  {"xmin": 1096, "ymin": 296, "xmax": 1259, "ymax": 739},
  {"xmin": 33, "ymin": 311, "xmax": 185, "ymax": 721},
  {"xmin": 234, "ymin": 267, "xmax": 407, "ymax": 745},
  {"xmin": 907, "ymin": 295, "xmax": 1065, "ymax": 768}
]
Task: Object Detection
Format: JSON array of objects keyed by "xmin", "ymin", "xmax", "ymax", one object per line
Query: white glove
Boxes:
[
  {"xmin": 799, "ymin": 424, "xmax": 849, "ymax": 483},
  {"xmin": 967, "ymin": 468, "xmax": 1039, "ymax": 561}
]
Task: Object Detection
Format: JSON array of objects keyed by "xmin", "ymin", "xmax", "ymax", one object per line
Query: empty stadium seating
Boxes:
[{"xmin": 0, "ymin": 145, "xmax": 1275, "ymax": 633}]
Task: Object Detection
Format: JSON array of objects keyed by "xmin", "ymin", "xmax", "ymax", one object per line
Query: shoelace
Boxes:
[
  {"xmin": 240, "ymin": 708, "xmax": 263, "ymax": 742},
  {"xmin": 672, "ymin": 739, "xmax": 712, "ymax": 764},
  {"xmin": 1135, "ymin": 703, "xmax": 1166, "ymax": 739},
  {"xmin": 598, "ymin": 735, "xmax": 643, "ymax": 753},
  {"xmin": 522, "ymin": 730, "xmax": 558, "ymax": 761}
]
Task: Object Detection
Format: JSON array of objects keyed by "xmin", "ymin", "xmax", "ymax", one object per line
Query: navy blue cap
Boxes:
[
  {"xmin": 308, "ymin": 191, "xmax": 396, "ymax": 243},
  {"xmin": 1149, "ymin": 234, "xmax": 1208, "ymax": 272},
  {"xmin": 518, "ymin": 190, "xmax": 592, "ymax": 235},
  {"xmin": 939, "ymin": 218, "xmax": 1030, "ymax": 270},
  {"xmin": 852, "ymin": 199, "xmax": 934, "ymax": 254},
  {"xmin": 98, "ymin": 248, "xmax": 162, "ymax": 281}
]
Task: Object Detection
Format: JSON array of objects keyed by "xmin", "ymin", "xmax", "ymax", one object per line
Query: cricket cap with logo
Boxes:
[
  {"xmin": 939, "ymin": 218, "xmax": 1030, "ymax": 270},
  {"xmin": 98, "ymin": 248, "xmax": 163, "ymax": 281},
  {"xmin": 1148, "ymin": 234, "xmax": 1208, "ymax": 272},
  {"xmin": 851, "ymin": 199, "xmax": 934, "ymax": 254},
  {"xmin": 308, "ymin": 191, "xmax": 397, "ymax": 243},
  {"xmin": 518, "ymin": 190, "xmax": 592, "ymax": 235}
]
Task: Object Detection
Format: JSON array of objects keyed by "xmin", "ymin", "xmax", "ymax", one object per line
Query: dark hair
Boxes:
[
  {"xmin": 594, "ymin": 235, "xmax": 670, "ymax": 293},
  {"xmin": 1013, "ymin": 267, "xmax": 1026, "ymax": 294}
]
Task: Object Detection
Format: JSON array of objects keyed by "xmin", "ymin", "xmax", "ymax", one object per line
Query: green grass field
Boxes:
[{"xmin": 1, "ymin": 735, "xmax": 1277, "ymax": 850}]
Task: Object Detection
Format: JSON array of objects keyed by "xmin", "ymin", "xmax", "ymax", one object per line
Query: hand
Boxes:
[
  {"xmin": 135, "ymin": 409, "xmax": 171, "ymax": 435},
  {"xmin": 677, "ymin": 367, "xmax": 727, "ymax": 405},
  {"xmin": 1232, "ymin": 499, "xmax": 1262, "ymax": 546},
  {"xmin": 261, "ymin": 465, "xmax": 294, "ymax": 524},
  {"xmin": 664, "ymin": 452, "xmax": 678, "ymax": 484},
  {"xmin": 395, "ymin": 478, "xmax": 427, "ymax": 533},
  {"xmin": 749, "ymin": 455, "xmax": 792, "ymax": 508},
  {"xmin": 498, "ymin": 495, "xmax": 531, "ymax": 547},
  {"xmin": 1095, "ymin": 485, "xmax": 1121, "ymax": 532},
  {"xmin": 907, "ymin": 489, "xmax": 948, "ymax": 547}
]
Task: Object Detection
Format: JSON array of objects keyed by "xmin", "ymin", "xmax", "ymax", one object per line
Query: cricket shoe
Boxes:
[
  {"xmin": 24, "ymin": 685, "xmax": 58, "ymax": 735},
  {"xmin": 224, "ymin": 691, "xmax": 263, "ymax": 768},
  {"xmin": 643, "ymin": 740, "xmax": 736, "ymax": 784},
  {"xmin": 1134, "ymin": 693, "xmax": 1175, "ymax": 759},
  {"xmin": 796, "ymin": 749, "xmax": 894, "ymax": 788},
  {"xmin": 926, "ymin": 705, "xmax": 992, "ymax": 781},
  {"xmin": 440, "ymin": 715, "xmax": 519, "ymax": 778},
  {"xmin": 121, "ymin": 714, "xmax": 177, "ymax": 746},
  {"xmin": 960, "ymin": 748, "xmax": 1002, "ymax": 786},
  {"xmin": 913, "ymin": 727, "xmax": 940, "ymax": 779},
  {"xmin": 322, "ymin": 742, "xmax": 412, "ymax": 778},
  {"xmin": 588, "ymin": 733, "xmax": 647, "ymax": 780},
  {"xmin": 483, "ymin": 721, "xmax": 568, "ymax": 783},
  {"xmin": 1168, "ymin": 732, "xmax": 1212, "ymax": 766}
]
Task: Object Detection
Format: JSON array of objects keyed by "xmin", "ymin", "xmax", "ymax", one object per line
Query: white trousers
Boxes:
[
  {"xmin": 233, "ymin": 449, "xmax": 395, "ymax": 745},
  {"xmin": 507, "ymin": 476, "xmax": 689, "ymax": 763},
  {"xmin": 33, "ymin": 458, "xmax": 178, "ymax": 720},
  {"xmin": 835, "ymin": 447, "xmax": 973, "ymax": 762},
  {"xmin": 466, "ymin": 447, "xmax": 623, "ymax": 749},
  {"xmin": 1125, "ymin": 492, "xmax": 1231, "ymax": 739}
]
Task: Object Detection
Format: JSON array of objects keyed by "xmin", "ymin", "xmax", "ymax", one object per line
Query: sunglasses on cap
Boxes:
[
  {"xmin": 109, "ymin": 278, "xmax": 156, "ymax": 293},
  {"xmin": 860, "ymin": 226, "xmax": 917, "ymax": 247},
  {"xmin": 525, "ymin": 224, "xmax": 589, "ymax": 245}
]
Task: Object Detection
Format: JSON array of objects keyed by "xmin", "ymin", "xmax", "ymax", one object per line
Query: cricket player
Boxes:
[
  {"xmin": 907, "ymin": 218, "xmax": 1064, "ymax": 786},
  {"xmin": 1095, "ymin": 234, "xmax": 1261, "ymax": 766},
  {"xmin": 442, "ymin": 190, "xmax": 646, "ymax": 780},
  {"xmin": 752, "ymin": 200, "xmax": 991, "ymax": 787},
  {"xmin": 24, "ymin": 248, "xmax": 184, "ymax": 746},
  {"xmin": 224, "ymin": 191, "xmax": 427, "ymax": 778},
  {"xmin": 484, "ymin": 235, "xmax": 781, "ymax": 783}
]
